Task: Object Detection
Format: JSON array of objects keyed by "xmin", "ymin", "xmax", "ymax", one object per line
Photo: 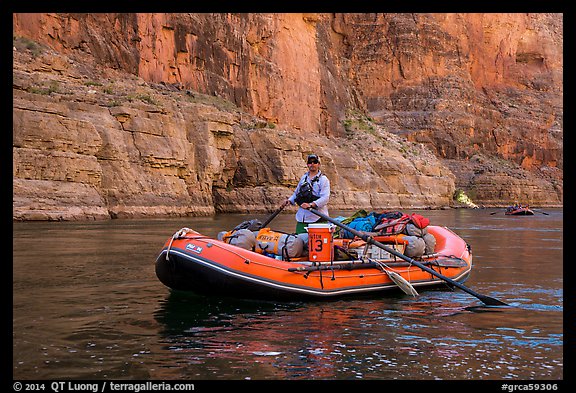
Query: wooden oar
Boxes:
[
  {"xmin": 308, "ymin": 208, "xmax": 509, "ymax": 306},
  {"xmin": 532, "ymin": 209, "xmax": 550, "ymax": 215}
]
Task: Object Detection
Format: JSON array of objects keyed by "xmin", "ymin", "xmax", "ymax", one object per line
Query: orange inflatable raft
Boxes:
[{"xmin": 155, "ymin": 225, "xmax": 472, "ymax": 300}]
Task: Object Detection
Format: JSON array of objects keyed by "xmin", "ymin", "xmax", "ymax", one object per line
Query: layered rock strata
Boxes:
[{"xmin": 12, "ymin": 13, "xmax": 563, "ymax": 220}]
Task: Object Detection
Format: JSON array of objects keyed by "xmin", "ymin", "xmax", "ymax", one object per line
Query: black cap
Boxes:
[{"xmin": 307, "ymin": 154, "xmax": 320, "ymax": 163}]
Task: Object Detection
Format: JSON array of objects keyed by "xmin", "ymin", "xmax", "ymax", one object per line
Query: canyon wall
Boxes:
[{"xmin": 12, "ymin": 13, "xmax": 563, "ymax": 220}]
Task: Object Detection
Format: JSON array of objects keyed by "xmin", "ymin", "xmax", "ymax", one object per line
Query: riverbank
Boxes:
[{"xmin": 11, "ymin": 203, "xmax": 563, "ymax": 222}]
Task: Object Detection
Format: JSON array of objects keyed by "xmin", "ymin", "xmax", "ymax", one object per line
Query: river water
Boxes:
[{"xmin": 12, "ymin": 208, "xmax": 563, "ymax": 381}]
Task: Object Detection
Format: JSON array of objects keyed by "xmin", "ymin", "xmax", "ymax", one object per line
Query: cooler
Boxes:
[{"xmin": 306, "ymin": 223, "xmax": 335, "ymax": 262}]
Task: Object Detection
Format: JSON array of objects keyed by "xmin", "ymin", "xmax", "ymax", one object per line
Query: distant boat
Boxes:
[{"xmin": 505, "ymin": 205, "xmax": 535, "ymax": 216}]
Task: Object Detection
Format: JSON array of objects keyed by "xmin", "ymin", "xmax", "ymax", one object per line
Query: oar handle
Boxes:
[
  {"xmin": 260, "ymin": 201, "xmax": 289, "ymax": 228},
  {"xmin": 307, "ymin": 207, "xmax": 508, "ymax": 306}
]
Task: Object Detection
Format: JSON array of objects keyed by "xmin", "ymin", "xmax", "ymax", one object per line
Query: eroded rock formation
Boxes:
[{"xmin": 12, "ymin": 13, "xmax": 563, "ymax": 220}]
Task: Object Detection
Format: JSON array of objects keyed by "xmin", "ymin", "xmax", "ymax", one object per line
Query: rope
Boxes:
[{"xmin": 166, "ymin": 227, "xmax": 197, "ymax": 261}]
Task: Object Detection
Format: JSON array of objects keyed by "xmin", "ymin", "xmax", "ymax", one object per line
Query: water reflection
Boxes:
[
  {"xmin": 152, "ymin": 286, "xmax": 562, "ymax": 380},
  {"xmin": 154, "ymin": 291, "xmax": 304, "ymax": 335}
]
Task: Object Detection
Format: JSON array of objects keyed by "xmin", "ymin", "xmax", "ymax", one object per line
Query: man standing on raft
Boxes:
[{"xmin": 284, "ymin": 154, "xmax": 331, "ymax": 234}]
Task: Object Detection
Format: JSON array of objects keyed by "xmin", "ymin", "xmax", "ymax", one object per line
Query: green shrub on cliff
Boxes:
[{"xmin": 453, "ymin": 189, "xmax": 478, "ymax": 208}]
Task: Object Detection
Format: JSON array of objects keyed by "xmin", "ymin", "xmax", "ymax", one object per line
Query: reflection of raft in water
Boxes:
[{"xmin": 154, "ymin": 224, "xmax": 472, "ymax": 301}]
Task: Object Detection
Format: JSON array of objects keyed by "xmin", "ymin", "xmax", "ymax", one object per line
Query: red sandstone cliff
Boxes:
[{"xmin": 12, "ymin": 13, "xmax": 562, "ymax": 220}]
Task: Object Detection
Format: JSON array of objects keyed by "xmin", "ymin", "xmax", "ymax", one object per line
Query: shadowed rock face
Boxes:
[{"xmin": 12, "ymin": 13, "xmax": 562, "ymax": 220}]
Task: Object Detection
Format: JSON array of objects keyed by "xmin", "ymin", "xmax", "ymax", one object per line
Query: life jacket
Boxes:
[
  {"xmin": 374, "ymin": 211, "xmax": 412, "ymax": 235},
  {"xmin": 374, "ymin": 212, "xmax": 430, "ymax": 235},
  {"xmin": 294, "ymin": 173, "xmax": 323, "ymax": 205}
]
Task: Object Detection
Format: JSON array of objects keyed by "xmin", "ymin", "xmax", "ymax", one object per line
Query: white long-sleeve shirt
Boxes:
[{"xmin": 288, "ymin": 171, "xmax": 331, "ymax": 223}]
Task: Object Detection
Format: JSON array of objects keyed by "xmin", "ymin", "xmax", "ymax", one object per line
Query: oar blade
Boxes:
[
  {"xmin": 478, "ymin": 295, "xmax": 509, "ymax": 307},
  {"xmin": 385, "ymin": 269, "xmax": 419, "ymax": 297}
]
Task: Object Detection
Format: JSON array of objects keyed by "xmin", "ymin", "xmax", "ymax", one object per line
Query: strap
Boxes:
[{"xmin": 306, "ymin": 171, "xmax": 323, "ymax": 184}]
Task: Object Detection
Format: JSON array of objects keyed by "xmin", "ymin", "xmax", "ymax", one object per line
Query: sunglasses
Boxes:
[{"xmin": 307, "ymin": 160, "xmax": 319, "ymax": 164}]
